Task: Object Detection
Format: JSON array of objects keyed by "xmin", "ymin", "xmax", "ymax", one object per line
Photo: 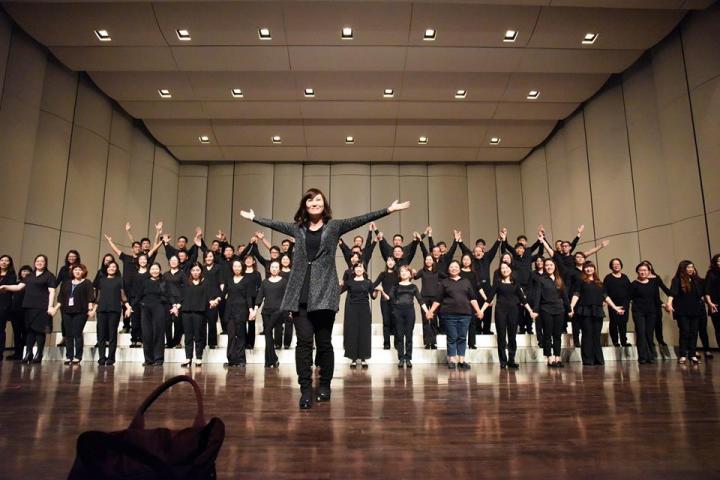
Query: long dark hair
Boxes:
[
  {"xmin": 186, "ymin": 262, "xmax": 205, "ymax": 285},
  {"xmin": 294, "ymin": 188, "xmax": 332, "ymax": 225},
  {"xmin": 709, "ymin": 254, "xmax": 720, "ymax": 276},
  {"xmin": 64, "ymin": 249, "xmax": 81, "ymax": 267},
  {"xmin": 34, "ymin": 254, "xmax": 49, "ymax": 273},
  {"xmin": 0, "ymin": 254, "xmax": 15, "ymax": 275},
  {"xmin": 675, "ymin": 260, "xmax": 697, "ymax": 293},
  {"xmin": 581, "ymin": 261, "xmax": 603, "ymax": 288}
]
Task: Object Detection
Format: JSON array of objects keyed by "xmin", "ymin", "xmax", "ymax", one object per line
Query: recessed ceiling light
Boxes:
[
  {"xmin": 490, "ymin": 137, "xmax": 501, "ymax": 145},
  {"xmin": 272, "ymin": 135, "xmax": 282, "ymax": 144},
  {"xmin": 304, "ymin": 88, "xmax": 315, "ymax": 97},
  {"xmin": 455, "ymin": 89, "xmax": 467, "ymax": 99},
  {"xmin": 504, "ymin": 30, "xmax": 518, "ymax": 42},
  {"xmin": 231, "ymin": 88, "xmax": 243, "ymax": 98},
  {"xmin": 158, "ymin": 89, "xmax": 172, "ymax": 99},
  {"xmin": 176, "ymin": 29, "xmax": 191, "ymax": 41},
  {"xmin": 258, "ymin": 27, "xmax": 271, "ymax": 40},
  {"xmin": 582, "ymin": 32, "xmax": 598, "ymax": 45},
  {"xmin": 383, "ymin": 88, "xmax": 395, "ymax": 98},
  {"xmin": 198, "ymin": 135, "xmax": 210, "ymax": 144},
  {"xmin": 345, "ymin": 136, "xmax": 355, "ymax": 144},
  {"xmin": 341, "ymin": 26, "xmax": 353, "ymax": 39},
  {"xmin": 418, "ymin": 136, "xmax": 428, "ymax": 145},
  {"xmin": 424, "ymin": 28, "xmax": 436, "ymax": 41},
  {"xmin": 527, "ymin": 90, "xmax": 540, "ymax": 100},
  {"xmin": 94, "ymin": 29, "xmax": 111, "ymax": 42}
]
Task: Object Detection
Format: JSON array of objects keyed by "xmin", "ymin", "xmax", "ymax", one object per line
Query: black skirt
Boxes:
[
  {"xmin": 343, "ymin": 302, "xmax": 372, "ymax": 360},
  {"xmin": 576, "ymin": 305, "xmax": 605, "ymax": 318},
  {"xmin": 24, "ymin": 308, "xmax": 51, "ymax": 333}
]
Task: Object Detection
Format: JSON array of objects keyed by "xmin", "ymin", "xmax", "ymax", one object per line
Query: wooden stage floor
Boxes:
[{"xmin": 1, "ymin": 360, "xmax": 719, "ymax": 479}]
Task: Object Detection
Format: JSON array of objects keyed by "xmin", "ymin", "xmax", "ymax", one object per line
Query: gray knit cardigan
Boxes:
[{"xmin": 253, "ymin": 208, "xmax": 390, "ymax": 312}]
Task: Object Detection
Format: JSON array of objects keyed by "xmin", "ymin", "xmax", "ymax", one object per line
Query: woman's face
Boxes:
[
  {"xmin": 232, "ymin": 261, "xmax": 243, "ymax": 276},
  {"xmin": 205, "ymin": 252, "xmax": 214, "ymax": 266},
  {"xmin": 107, "ymin": 263, "xmax": 118, "ymax": 276},
  {"xmin": 20, "ymin": 269, "xmax": 31, "ymax": 280},
  {"xmin": 224, "ymin": 247, "xmax": 234, "ymax": 259},
  {"xmin": 103, "ymin": 255, "xmax": 113, "ymax": 266},
  {"xmin": 244, "ymin": 256, "xmax": 254, "ymax": 267},
  {"xmin": 67, "ymin": 252, "xmax": 78, "ymax": 264},
  {"xmin": 424, "ymin": 255, "xmax": 434, "ymax": 268},
  {"xmin": 611, "ymin": 260, "xmax": 622, "ymax": 273},
  {"xmin": 392, "ymin": 246, "xmax": 403, "ymax": 259},
  {"xmin": 583, "ymin": 265, "xmax": 595, "ymax": 277},
  {"xmin": 686, "ymin": 263, "xmax": 696, "ymax": 276},
  {"xmin": 191, "ymin": 265, "xmax": 202, "ymax": 280},
  {"xmin": 501, "ymin": 253, "xmax": 512, "ymax": 264},
  {"xmin": 0, "ymin": 256, "xmax": 9, "ymax": 270},
  {"xmin": 544, "ymin": 260, "xmax": 555, "ymax": 275},
  {"xmin": 270, "ymin": 263, "xmax": 281, "ymax": 276},
  {"xmin": 305, "ymin": 194, "xmax": 325, "ymax": 217},
  {"xmin": 281, "ymin": 255, "xmax": 291, "ymax": 268},
  {"xmin": 386, "ymin": 257, "xmax": 396, "ymax": 269},
  {"xmin": 149, "ymin": 264, "xmax": 161, "ymax": 278},
  {"xmin": 350, "ymin": 254, "xmax": 360, "ymax": 265},
  {"xmin": 637, "ymin": 265, "xmax": 649, "ymax": 280},
  {"xmin": 448, "ymin": 263, "xmax": 460, "ymax": 277},
  {"xmin": 353, "ymin": 264, "xmax": 365, "ymax": 277},
  {"xmin": 72, "ymin": 266, "xmax": 84, "ymax": 280},
  {"xmin": 34, "ymin": 256, "xmax": 46, "ymax": 271},
  {"xmin": 169, "ymin": 256, "xmax": 179, "ymax": 268},
  {"xmin": 400, "ymin": 267, "xmax": 412, "ymax": 281},
  {"xmin": 500, "ymin": 263, "xmax": 512, "ymax": 279},
  {"xmin": 138, "ymin": 256, "xmax": 148, "ymax": 268},
  {"xmin": 462, "ymin": 255, "xmax": 472, "ymax": 268},
  {"xmin": 534, "ymin": 257, "xmax": 544, "ymax": 270}
]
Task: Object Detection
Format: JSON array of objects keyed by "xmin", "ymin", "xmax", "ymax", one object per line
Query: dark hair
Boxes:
[
  {"xmin": 0, "ymin": 254, "xmax": 15, "ymax": 275},
  {"xmin": 609, "ymin": 258, "xmax": 623, "ymax": 269},
  {"xmin": 640, "ymin": 260, "xmax": 656, "ymax": 275},
  {"xmin": 269, "ymin": 260, "xmax": 281, "ymax": 271},
  {"xmin": 710, "ymin": 254, "xmax": 720, "ymax": 275},
  {"xmin": 423, "ymin": 255, "xmax": 437, "ymax": 273},
  {"xmin": 18, "ymin": 265, "xmax": 32, "ymax": 277},
  {"xmin": 280, "ymin": 254, "xmax": 292, "ymax": 269},
  {"xmin": 186, "ymin": 262, "xmax": 205, "ymax": 285},
  {"xmin": 140, "ymin": 237, "xmax": 151, "ymax": 245},
  {"xmin": 281, "ymin": 239, "xmax": 291, "ymax": 245},
  {"xmin": 223, "ymin": 244, "xmax": 235, "ymax": 254},
  {"xmin": 448, "ymin": 259, "xmax": 461, "ymax": 270},
  {"xmin": 211, "ymin": 239, "xmax": 221, "ymax": 246},
  {"xmin": 131, "ymin": 241, "xmax": 141, "ymax": 248},
  {"xmin": 516, "ymin": 235, "xmax": 527, "ymax": 242},
  {"xmin": 675, "ymin": 260, "xmax": 697, "ymax": 293},
  {"xmin": 635, "ymin": 262, "xmax": 650, "ymax": 274},
  {"xmin": 294, "ymin": 188, "xmax": 332, "ymax": 225},
  {"xmin": 231, "ymin": 259, "xmax": 247, "ymax": 276},
  {"xmin": 353, "ymin": 235, "xmax": 363, "ymax": 242},
  {"xmin": 269, "ymin": 246, "xmax": 281, "ymax": 254},
  {"xmin": 70, "ymin": 263, "xmax": 89, "ymax": 279},
  {"xmin": 105, "ymin": 260, "xmax": 120, "ymax": 276},
  {"xmin": 137, "ymin": 254, "xmax": 150, "ymax": 267},
  {"xmin": 34, "ymin": 254, "xmax": 49, "ymax": 272},
  {"xmin": 514, "ymin": 243, "xmax": 525, "ymax": 250},
  {"xmin": 393, "ymin": 234, "xmax": 404, "ymax": 241},
  {"xmin": 204, "ymin": 250, "xmax": 216, "ymax": 262},
  {"xmin": 64, "ymin": 249, "xmax": 81, "ymax": 267},
  {"xmin": 437, "ymin": 241, "xmax": 447, "ymax": 248},
  {"xmin": 581, "ymin": 261, "xmax": 603, "ymax": 287},
  {"xmin": 543, "ymin": 258, "xmax": 564, "ymax": 292},
  {"xmin": 384, "ymin": 256, "xmax": 397, "ymax": 272},
  {"xmin": 178, "ymin": 236, "xmax": 189, "ymax": 243},
  {"xmin": 475, "ymin": 238, "xmax": 486, "ymax": 246},
  {"xmin": 496, "ymin": 261, "xmax": 514, "ymax": 282}
]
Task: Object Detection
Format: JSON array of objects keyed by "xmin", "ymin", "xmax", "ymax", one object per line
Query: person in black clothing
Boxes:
[
  {"xmin": 243, "ymin": 254, "xmax": 263, "ymax": 349},
  {"xmin": 459, "ymin": 253, "xmax": 481, "ymax": 349},
  {"xmin": 373, "ymin": 257, "xmax": 399, "ymax": 349},
  {"xmin": 241, "ymin": 188, "xmax": 409, "ymax": 409},
  {"xmin": 224, "ymin": 260, "xmax": 255, "ymax": 368},
  {"xmin": 130, "ymin": 263, "xmax": 177, "ymax": 366},
  {"xmin": 5, "ymin": 265, "xmax": 31, "ymax": 360},
  {"xmin": 666, "ymin": 260, "xmax": 706, "ymax": 365},
  {"xmin": 479, "ymin": 262, "xmax": 538, "ymax": 369},
  {"xmin": 127, "ymin": 254, "xmax": 150, "ymax": 348},
  {"xmin": 93, "ymin": 261, "xmax": 130, "ymax": 366},
  {"xmin": 94, "ymin": 255, "xmax": 124, "ymax": 332},
  {"xmin": 163, "ymin": 256, "xmax": 186, "ymax": 348},
  {"xmin": 275, "ymin": 254, "xmax": 294, "ymax": 349},
  {"xmin": 384, "ymin": 265, "xmax": 428, "ymax": 368},
  {"xmin": 501, "ymin": 231, "xmax": 543, "ymax": 335},
  {"xmin": 52, "ymin": 264, "xmax": 97, "ymax": 365},
  {"xmin": 641, "ymin": 260, "xmax": 671, "ymax": 348},
  {"xmin": 459, "ymin": 230, "xmax": 504, "ymax": 335},
  {"xmin": 376, "ymin": 227, "xmax": 422, "ymax": 265},
  {"xmin": 629, "ymin": 263, "xmax": 665, "ymax": 364},
  {"xmin": 428, "ymin": 260, "xmax": 483, "ymax": 370},
  {"xmin": 530, "ymin": 256, "xmax": 545, "ymax": 346},
  {"xmin": 570, "ymin": 261, "xmax": 625, "ymax": 366},
  {"xmin": 55, "ymin": 249, "xmax": 81, "ymax": 347},
  {"xmin": 341, "ymin": 263, "xmax": 378, "ymax": 368},
  {"xmin": 0, "ymin": 255, "xmax": 17, "ymax": 362},
  {"xmin": 414, "ymin": 255, "xmax": 441, "ymax": 349},
  {"xmin": 180, "ymin": 263, "xmax": 221, "ymax": 368},
  {"xmin": 0, "ymin": 255, "xmax": 57, "ymax": 363},
  {"xmin": 339, "ymin": 222, "xmax": 377, "ymax": 269},
  {"xmin": 253, "ymin": 260, "xmax": 288, "ymax": 368},
  {"xmin": 532, "ymin": 258, "xmax": 569, "ymax": 368},
  {"xmin": 124, "ymin": 221, "xmax": 162, "ymax": 263},
  {"xmin": 251, "ymin": 231, "xmax": 283, "ymax": 272},
  {"xmin": 704, "ymin": 254, "xmax": 720, "ymax": 358},
  {"xmin": 603, "ymin": 258, "xmax": 632, "ymax": 347},
  {"xmin": 201, "ymin": 251, "xmax": 224, "ymax": 350}
]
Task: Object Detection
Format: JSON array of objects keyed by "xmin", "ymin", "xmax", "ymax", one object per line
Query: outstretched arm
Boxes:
[
  {"xmin": 583, "ymin": 239, "xmax": 609, "ymax": 257},
  {"xmin": 241, "ymin": 209, "xmax": 296, "ymax": 237},
  {"xmin": 104, "ymin": 234, "xmax": 123, "ymax": 257},
  {"xmin": 337, "ymin": 200, "xmax": 410, "ymax": 235}
]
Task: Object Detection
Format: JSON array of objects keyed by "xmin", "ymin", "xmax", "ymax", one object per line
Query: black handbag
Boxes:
[{"xmin": 68, "ymin": 375, "xmax": 225, "ymax": 479}]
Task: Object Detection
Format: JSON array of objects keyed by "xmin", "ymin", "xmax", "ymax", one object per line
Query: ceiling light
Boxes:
[
  {"xmin": 424, "ymin": 28, "xmax": 436, "ymax": 41},
  {"xmin": 455, "ymin": 89, "xmax": 467, "ymax": 99},
  {"xmin": 176, "ymin": 29, "xmax": 191, "ymax": 41},
  {"xmin": 418, "ymin": 136, "xmax": 428, "ymax": 145},
  {"xmin": 304, "ymin": 88, "xmax": 315, "ymax": 97},
  {"xmin": 341, "ymin": 26, "xmax": 353, "ymax": 39},
  {"xmin": 231, "ymin": 88, "xmax": 243, "ymax": 98},
  {"xmin": 504, "ymin": 30, "xmax": 518, "ymax": 42},
  {"xmin": 272, "ymin": 135, "xmax": 282, "ymax": 144},
  {"xmin": 345, "ymin": 136, "xmax": 355, "ymax": 144},
  {"xmin": 94, "ymin": 29, "xmax": 111, "ymax": 42},
  {"xmin": 198, "ymin": 135, "xmax": 210, "ymax": 144},
  {"xmin": 490, "ymin": 137, "xmax": 501, "ymax": 145},
  {"xmin": 582, "ymin": 32, "xmax": 598, "ymax": 45},
  {"xmin": 258, "ymin": 27, "xmax": 271, "ymax": 40},
  {"xmin": 158, "ymin": 89, "xmax": 172, "ymax": 99},
  {"xmin": 383, "ymin": 88, "xmax": 395, "ymax": 98},
  {"xmin": 527, "ymin": 90, "xmax": 540, "ymax": 100}
]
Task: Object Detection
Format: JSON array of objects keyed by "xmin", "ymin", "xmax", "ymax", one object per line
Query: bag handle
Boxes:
[{"xmin": 129, "ymin": 375, "xmax": 205, "ymax": 430}]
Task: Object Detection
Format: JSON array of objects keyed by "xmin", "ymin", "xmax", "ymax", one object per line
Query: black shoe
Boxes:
[
  {"xmin": 316, "ymin": 388, "xmax": 331, "ymax": 403},
  {"xmin": 468, "ymin": 345, "xmax": 477, "ymax": 350},
  {"xmin": 98, "ymin": 359, "xmax": 106, "ymax": 366},
  {"xmin": 431, "ymin": 344, "xmax": 438, "ymax": 350},
  {"xmin": 106, "ymin": 360, "xmax": 115, "ymax": 367},
  {"xmin": 223, "ymin": 362, "xmax": 233, "ymax": 368},
  {"xmin": 405, "ymin": 360, "xmax": 412, "ymax": 368},
  {"xmin": 31, "ymin": 355, "xmax": 43, "ymax": 364},
  {"xmin": 350, "ymin": 360, "xmax": 358, "ymax": 369},
  {"xmin": 500, "ymin": 363, "xmax": 507, "ymax": 369},
  {"xmin": 424, "ymin": 345, "xmax": 431, "ymax": 350},
  {"xmin": 274, "ymin": 344, "xmax": 282, "ymax": 350},
  {"xmin": 383, "ymin": 345, "xmax": 391, "ymax": 350},
  {"xmin": 142, "ymin": 361, "xmax": 154, "ymax": 366},
  {"xmin": 398, "ymin": 360, "xmax": 405, "ymax": 368},
  {"xmin": 447, "ymin": 362, "xmax": 457, "ymax": 370},
  {"xmin": 583, "ymin": 362, "xmax": 593, "ymax": 366},
  {"xmin": 300, "ymin": 391, "xmax": 313, "ymax": 410},
  {"xmin": 153, "ymin": 362, "xmax": 164, "ymax": 367},
  {"xmin": 622, "ymin": 343, "xmax": 632, "ymax": 347},
  {"xmin": 57, "ymin": 340, "xmax": 65, "ymax": 347},
  {"xmin": 638, "ymin": 359, "xmax": 647, "ymax": 364},
  {"xmin": 557, "ymin": 362, "xmax": 565, "ymax": 368},
  {"xmin": 181, "ymin": 361, "xmax": 192, "ymax": 368},
  {"xmin": 526, "ymin": 330, "xmax": 534, "ymax": 335},
  {"xmin": 209, "ymin": 345, "xmax": 217, "ymax": 350},
  {"xmin": 284, "ymin": 345, "xmax": 292, "ymax": 349},
  {"xmin": 659, "ymin": 342, "xmax": 668, "ymax": 347},
  {"xmin": 613, "ymin": 343, "xmax": 620, "ymax": 347},
  {"xmin": 458, "ymin": 362, "xmax": 471, "ymax": 370},
  {"xmin": 361, "ymin": 360, "xmax": 368, "ymax": 369},
  {"xmin": 272, "ymin": 361, "xmax": 280, "ymax": 368},
  {"xmin": 64, "ymin": 360, "xmax": 72, "ymax": 365},
  {"xmin": 508, "ymin": 362, "xmax": 519, "ymax": 369}
]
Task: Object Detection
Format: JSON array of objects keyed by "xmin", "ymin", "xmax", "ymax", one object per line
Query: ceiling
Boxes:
[{"xmin": 3, "ymin": 1, "xmax": 713, "ymax": 163}]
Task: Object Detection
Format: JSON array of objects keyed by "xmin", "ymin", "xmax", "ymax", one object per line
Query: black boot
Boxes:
[
  {"xmin": 299, "ymin": 390, "xmax": 313, "ymax": 410},
  {"xmin": 316, "ymin": 387, "xmax": 331, "ymax": 403}
]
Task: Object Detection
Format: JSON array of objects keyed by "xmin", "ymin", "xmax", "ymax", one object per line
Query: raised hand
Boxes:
[
  {"xmin": 453, "ymin": 230, "xmax": 462, "ymax": 242},
  {"xmin": 370, "ymin": 222, "xmax": 376, "ymax": 231},
  {"xmin": 155, "ymin": 221, "xmax": 163, "ymax": 231},
  {"xmin": 578, "ymin": 224, "xmax": 585, "ymax": 236},
  {"xmin": 427, "ymin": 225, "xmax": 433, "ymax": 236},
  {"xmin": 500, "ymin": 228, "xmax": 507, "ymax": 241},
  {"xmin": 195, "ymin": 226, "xmax": 203, "ymax": 238},
  {"xmin": 601, "ymin": 239, "xmax": 610, "ymax": 248},
  {"xmin": 255, "ymin": 231, "xmax": 265, "ymax": 240},
  {"xmin": 388, "ymin": 200, "xmax": 411, "ymax": 213},
  {"xmin": 104, "ymin": 234, "xmax": 112, "ymax": 242},
  {"xmin": 413, "ymin": 231, "xmax": 421, "ymax": 241},
  {"xmin": 240, "ymin": 209, "xmax": 255, "ymax": 220},
  {"xmin": 125, "ymin": 222, "xmax": 132, "ymax": 232}
]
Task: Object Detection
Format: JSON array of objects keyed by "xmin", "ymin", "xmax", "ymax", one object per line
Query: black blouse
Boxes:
[
  {"xmin": 96, "ymin": 276, "xmax": 124, "ymax": 313},
  {"xmin": 532, "ymin": 274, "xmax": 568, "ymax": 315},
  {"xmin": 138, "ymin": 277, "xmax": 173, "ymax": 307},
  {"xmin": 256, "ymin": 277, "xmax": 288, "ymax": 311},
  {"xmin": 630, "ymin": 280, "xmax": 660, "ymax": 314},
  {"xmin": 225, "ymin": 276, "xmax": 254, "ymax": 307},
  {"xmin": 0, "ymin": 271, "xmax": 17, "ymax": 310},
  {"xmin": 414, "ymin": 268, "xmax": 441, "ymax": 301},
  {"xmin": 670, "ymin": 276, "xmax": 706, "ymax": 317},
  {"xmin": 389, "ymin": 283, "xmax": 423, "ymax": 306},
  {"xmin": 573, "ymin": 281, "xmax": 607, "ymax": 318},
  {"xmin": 485, "ymin": 281, "xmax": 528, "ymax": 309},
  {"xmin": 342, "ymin": 278, "xmax": 374, "ymax": 305},
  {"xmin": 603, "ymin": 273, "xmax": 631, "ymax": 305},
  {"xmin": 182, "ymin": 281, "xmax": 212, "ymax": 313},
  {"xmin": 22, "ymin": 270, "xmax": 57, "ymax": 309},
  {"xmin": 437, "ymin": 277, "xmax": 476, "ymax": 316},
  {"xmin": 57, "ymin": 279, "xmax": 95, "ymax": 314}
]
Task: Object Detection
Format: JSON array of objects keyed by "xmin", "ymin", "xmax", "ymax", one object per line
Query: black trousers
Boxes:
[
  {"xmin": 697, "ymin": 315, "xmax": 714, "ymax": 352},
  {"xmin": 479, "ymin": 305, "xmax": 493, "ymax": 334},
  {"xmin": 273, "ymin": 311, "xmax": 293, "ymax": 348},
  {"xmin": 633, "ymin": 310, "xmax": 657, "ymax": 362},
  {"xmin": 9, "ymin": 310, "xmax": 26, "ymax": 357},
  {"xmin": 571, "ymin": 316, "xmax": 582, "ymax": 348},
  {"xmin": 0, "ymin": 307, "xmax": 9, "ymax": 357},
  {"xmin": 165, "ymin": 313, "xmax": 183, "ymax": 347},
  {"xmin": 380, "ymin": 298, "xmax": 394, "ymax": 348},
  {"xmin": 495, "ymin": 305, "xmax": 519, "ymax": 365},
  {"xmin": 246, "ymin": 320, "xmax": 256, "ymax": 348},
  {"xmin": 129, "ymin": 299, "xmax": 142, "ymax": 342},
  {"xmin": 142, "ymin": 304, "xmax": 167, "ymax": 364},
  {"xmin": 24, "ymin": 309, "xmax": 48, "ymax": 359},
  {"xmin": 581, "ymin": 315, "xmax": 604, "ymax": 364},
  {"xmin": 294, "ymin": 307, "xmax": 335, "ymax": 392},
  {"xmin": 535, "ymin": 310, "xmax": 544, "ymax": 347},
  {"xmin": 467, "ymin": 315, "xmax": 477, "ymax": 347},
  {"xmin": 677, "ymin": 314, "xmax": 701, "ymax": 358},
  {"xmin": 263, "ymin": 310, "xmax": 282, "ymax": 366},
  {"xmin": 96, "ymin": 311, "xmax": 119, "ymax": 363},
  {"xmin": 710, "ymin": 313, "xmax": 720, "ymax": 349},
  {"xmin": 422, "ymin": 299, "xmax": 439, "ymax": 346},
  {"xmin": 219, "ymin": 301, "xmax": 228, "ymax": 334},
  {"xmin": 205, "ymin": 308, "xmax": 218, "ymax": 348},
  {"xmin": 25, "ymin": 330, "xmax": 46, "ymax": 359},
  {"xmin": 183, "ymin": 312, "xmax": 206, "ymax": 360},
  {"xmin": 541, "ymin": 311, "xmax": 564, "ymax": 357},
  {"xmin": 226, "ymin": 302, "xmax": 248, "ymax": 365},
  {"xmin": 654, "ymin": 307, "xmax": 666, "ymax": 345},
  {"xmin": 608, "ymin": 307, "xmax": 629, "ymax": 346},
  {"xmin": 62, "ymin": 312, "xmax": 88, "ymax": 360},
  {"xmin": 393, "ymin": 304, "xmax": 415, "ymax": 361},
  {"xmin": 518, "ymin": 295, "xmax": 533, "ymax": 334}
]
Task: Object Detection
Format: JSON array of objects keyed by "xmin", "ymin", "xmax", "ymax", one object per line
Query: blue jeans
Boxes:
[{"xmin": 445, "ymin": 315, "xmax": 471, "ymax": 357}]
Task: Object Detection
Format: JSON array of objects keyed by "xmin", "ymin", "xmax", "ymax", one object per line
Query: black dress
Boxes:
[
  {"xmin": 342, "ymin": 278, "xmax": 374, "ymax": 360},
  {"xmin": 22, "ymin": 270, "xmax": 57, "ymax": 333},
  {"xmin": 225, "ymin": 275, "xmax": 254, "ymax": 365},
  {"xmin": 573, "ymin": 281, "xmax": 608, "ymax": 365}
]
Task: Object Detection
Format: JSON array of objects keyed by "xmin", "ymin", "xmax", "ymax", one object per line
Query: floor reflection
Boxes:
[{"xmin": 1, "ymin": 360, "xmax": 719, "ymax": 479}]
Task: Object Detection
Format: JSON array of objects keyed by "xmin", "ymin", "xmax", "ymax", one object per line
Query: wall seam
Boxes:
[
  {"xmin": 619, "ymin": 80, "xmax": 643, "ymax": 260},
  {"xmin": 96, "ymin": 109, "xmax": 114, "ymax": 265},
  {"xmin": 0, "ymin": 22, "xmax": 14, "ymax": 108},
  {"xmin": 580, "ymin": 108, "xmax": 600, "ymax": 255}
]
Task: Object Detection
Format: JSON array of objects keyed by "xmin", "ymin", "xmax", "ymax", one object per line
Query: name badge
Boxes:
[{"xmin": 68, "ymin": 297, "xmax": 75, "ymax": 307}]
